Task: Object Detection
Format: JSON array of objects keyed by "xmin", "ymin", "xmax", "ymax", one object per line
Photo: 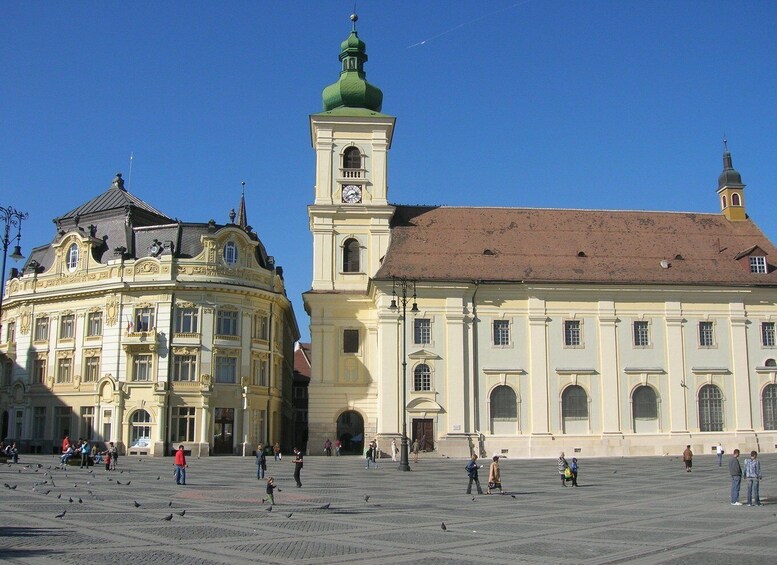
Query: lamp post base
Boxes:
[{"xmin": 398, "ymin": 438, "xmax": 411, "ymax": 471}]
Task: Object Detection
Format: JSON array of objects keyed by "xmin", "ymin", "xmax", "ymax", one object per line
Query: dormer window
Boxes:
[
  {"xmin": 750, "ymin": 256, "xmax": 767, "ymax": 274},
  {"xmin": 67, "ymin": 243, "xmax": 79, "ymax": 272},
  {"xmin": 223, "ymin": 242, "xmax": 238, "ymax": 266}
]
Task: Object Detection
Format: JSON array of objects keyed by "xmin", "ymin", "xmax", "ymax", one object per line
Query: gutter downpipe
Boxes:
[{"xmin": 470, "ymin": 281, "xmax": 481, "ymax": 455}]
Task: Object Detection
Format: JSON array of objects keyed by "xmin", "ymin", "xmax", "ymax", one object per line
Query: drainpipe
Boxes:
[{"xmin": 470, "ymin": 281, "xmax": 481, "ymax": 452}]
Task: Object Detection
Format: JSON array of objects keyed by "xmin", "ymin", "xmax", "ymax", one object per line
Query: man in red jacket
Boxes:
[{"xmin": 174, "ymin": 445, "xmax": 187, "ymax": 485}]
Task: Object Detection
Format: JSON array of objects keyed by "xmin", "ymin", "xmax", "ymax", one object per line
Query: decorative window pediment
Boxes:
[{"xmin": 408, "ymin": 349, "xmax": 441, "ymax": 360}]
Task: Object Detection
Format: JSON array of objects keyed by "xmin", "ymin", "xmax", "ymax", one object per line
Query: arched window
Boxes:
[
  {"xmin": 698, "ymin": 384, "xmax": 723, "ymax": 432},
  {"xmin": 413, "ymin": 364, "xmax": 431, "ymax": 391},
  {"xmin": 490, "ymin": 386, "xmax": 517, "ymax": 419},
  {"xmin": 343, "ymin": 238, "xmax": 360, "ymax": 273},
  {"xmin": 67, "ymin": 243, "xmax": 79, "ymax": 272},
  {"xmin": 561, "ymin": 385, "xmax": 588, "ymax": 434},
  {"xmin": 732, "ymin": 193, "xmax": 741, "ymax": 206},
  {"xmin": 343, "ymin": 147, "xmax": 361, "ymax": 170},
  {"xmin": 763, "ymin": 384, "xmax": 777, "ymax": 430},
  {"xmin": 223, "ymin": 242, "xmax": 238, "ymax": 266},
  {"xmin": 632, "ymin": 386, "xmax": 658, "ymax": 420},
  {"xmin": 130, "ymin": 410, "xmax": 152, "ymax": 448},
  {"xmin": 765, "ymin": 358, "xmax": 777, "ymax": 367},
  {"xmin": 721, "ymin": 195, "xmax": 727, "ymax": 208}
]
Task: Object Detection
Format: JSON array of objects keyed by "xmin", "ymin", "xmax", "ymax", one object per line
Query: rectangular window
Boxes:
[
  {"xmin": 175, "ymin": 307, "xmax": 199, "ymax": 334},
  {"xmin": 172, "ymin": 354, "xmax": 197, "ymax": 382},
  {"xmin": 171, "ymin": 407, "xmax": 196, "ymax": 442},
  {"xmin": 762, "ymin": 322, "xmax": 776, "ymax": 347},
  {"xmin": 633, "ymin": 321, "xmax": 650, "ymax": 347},
  {"xmin": 750, "ymin": 256, "xmax": 767, "ymax": 274},
  {"xmin": 132, "ymin": 354, "xmax": 153, "ymax": 382},
  {"xmin": 216, "ymin": 310, "xmax": 239, "ymax": 336},
  {"xmin": 55, "ymin": 407, "xmax": 71, "ymax": 439},
  {"xmin": 564, "ymin": 320, "xmax": 582, "ymax": 347},
  {"xmin": 343, "ymin": 329, "xmax": 359, "ymax": 353},
  {"xmin": 214, "ymin": 356, "xmax": 238, "ymax": 383},
  {"xmin": 33, "ymin": 357, "xmax": 47, "ymax": 384},
  {"xmin": 698, "ymin": 321, "xmax": 715, "ymax": 348},
  {"xmin": 59, "ymin": 314, "xmax": 75, "ymax": 339},
  {"xmin": 80, "ymin": 406, "xmax": 95, "ymax": 440},
  {"xmin": 86, "ymin": 312, "xmax": 103, "ymax": 337},
  {"xmin": 253, "ymin": 314, "xmax": 269, "ymax": 340},
  {"xmin": 134, "ymin": 307, "xmax": 155, "ymax": 332},
  {"xmin": 34, "ymin": 317, "xmax": 49, "ymax": 342},
  {"xmin": 33, "ymin": 406, "xmax": 46, "ymax": 440},
  {"xmin": 6, "ymin": 321, "xmax": 15, "ymax": 343},
  {"xmin": 83, "ymin": 353, "xmax": 100, "ymax": 382},
  {"xmin": 102, "ymin": 410, "xmax": 112, "ymax": 441},
  {"xmin": 56, "ymin": 357, "xmax": 72, "ymax": 383},
  {"xmin": 414, "ymin": 318, "xmax": 431, "ymax": 345},
  {"xmin": 493, "ymin": 320, "xmax": 510, "ymax": 346},
  {"xmin": 252, "ymin": 357, "xmax": 269, "ymax": 386},
  {"xmin": 1, "ymin": 360, "xmax": 12, "ymax": 387}
]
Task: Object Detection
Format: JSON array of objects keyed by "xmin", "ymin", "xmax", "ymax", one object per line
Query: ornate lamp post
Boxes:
[
  {"xmin": 0, "ymin": 206, "xmax": 28, "ymax": 330},
  {"xmin": 389, "ymin": 276, "xmax": 418, "ymax": 471}
]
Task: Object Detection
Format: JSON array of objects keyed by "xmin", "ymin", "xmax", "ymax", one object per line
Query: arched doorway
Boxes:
[
  {"xmin": 336, "ymin": 410, "xmax": 364, "ymax": 454},
  {"xmin": 129, "ymin": 409, "xmax": 152, "ymax": 449}
]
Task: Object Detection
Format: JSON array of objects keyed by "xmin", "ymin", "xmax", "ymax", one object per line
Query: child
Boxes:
[
  {"xmin": 104, "ymin": 451, "xmax": 111, "ymax": 472},
  {"xmin": 266, "ymin": 477, "xmax": 277, "ymax": 505},
  {"xmin": 570, "ymin": 457, "xmax": 579, "ymax": 487}
]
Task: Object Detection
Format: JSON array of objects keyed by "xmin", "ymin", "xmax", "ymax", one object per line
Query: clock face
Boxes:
[{"xmin": 342, "ymin": 184, "xmax": 362, "ymax": 204}]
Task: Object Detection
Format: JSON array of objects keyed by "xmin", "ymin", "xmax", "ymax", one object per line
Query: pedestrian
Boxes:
[
  {"xmin": 570, "ymin": 457, "xmax": 580, "ymax": 487},
  {"xmin": 682, "ymin": 445, "xmax": 693, "ymax": 472},
  {"xmin": 334, "ymin": 439, "xmax": 341, "ymax": 456},
  {"xmin": 79, "ymin": 439, "xmax": 90, "ymax": 469},
  {"xmin": 716, "ymin": 443, "xmax": 724, "ymax": 467},
  {"xmin": 174, "ymin": 444, "xmax": 187, "ymax": 485},
  {"xmin": 365, "ymin": 443, "xmax": 374, "ymax": 469},
  {"xmin": 293, "ymin": 447, "xmax": 303, "ymax": 487},
  {"xmin": 103, "ymin": 450, "xmax": 111, "ymax": 472},
  {"xmin": 8, "ymin": 442, "xmax": 19, "ymax": 464},
  {"xmin": 744, "ymin": 450, "xmax": 762, "ymax": 506},
  {"xmin": 273, "ymin": 442, "xmax": 281, "ymax": 461},
  {"xmin": 466, "ymin": 454, "xmax": 484, "ymax": 495},
  {"xmin": 729, "ymin": 449, "xmax": 742, "ymax": 505},
  {"xmin": 109, "ymin": 442, "xmax": 118, "ymax": 470},
  {"xmin": 256, "ymin": 443, "xmax": 267, "ymax": 479},
  {"xmin": 61, "ymin": 435, "xmax": 70, "ymax": 454},
  {"xmin": 487, "ymin": 455, "xmax": 503, "ymax": 494},
  {"xmin": 324, "ymin": 438, "xmax": 332, "ymax": 456},
  {"xmin": 370, "ymin": 439, "xmax": 379, "ymax": 467},
  {"xmin": 265, "ymin": 477, "xmax": 277, "ymax": 505},
  {"xmin": 558, "ymin": 452, "xmax": 570, "ymax": 487},
  {"xmin": 391, "ymin": 438, "xmax": 398, "ymax": 462},
  {"xmin": 412, "ymin": 438, "xmax": 420, "ymax": 463}
]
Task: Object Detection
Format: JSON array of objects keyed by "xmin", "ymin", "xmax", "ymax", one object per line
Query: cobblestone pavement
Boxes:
[{"xmin": 1, "ymin": 451, "xmax": 775, "ymax": 564}]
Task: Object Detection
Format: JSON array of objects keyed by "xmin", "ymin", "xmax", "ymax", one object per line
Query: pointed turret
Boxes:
[
  {"xmin": 717, "ymin": 139, "xmax": 747, "ymax": 221},
  {"xmin": 236, "ymin": 182, "xmax": 247, "ymax": 230}
]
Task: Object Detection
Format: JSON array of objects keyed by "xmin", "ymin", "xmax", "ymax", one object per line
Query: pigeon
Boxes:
[
  {"xmin": 116, "ymin": 480, "xmax": 123, "ymax": 485},
  {"xmin": 68, "ymin": 497, "xmax": 73, "ymax": 503},
  {"xmin": 266, "ymin": 506, "xmax": 273, "ymax": 512},
  {"xmin": 73, "ymin": 483, "xmax": 77, "ymax": 488},
  {"xmin": 43, "ymin": 490, "xmax": 51, "ymax": 495},
  {"xmin": 125, "ymin": 481, "xmax": 131, "ymax": 486},
  {"xmin": 133, "ymin": 501, "xmax": 141, "ymax": 508},
  {"xmin": 156, "ymin": 476, "xmax": 161, "ymax": 481},
  {"xmin": 285, "ymin": 512, "xmax": 293, "ymax": 518},
  {"xmin": 57, "ymin": 494, "xmax": 62, "ymax": 499},
  {"xmin": 78, "ymin": 498, "xmax": 83, "ymax": 504},
  {"xmin": 441, "ymin": 522, "xmax": 447, "ymax": 531},
  {"xmin": 168, "ymin": 501, "xmax": 173, "ymax": 507},
  {"xmin": 510, "ymin": 495, "xmax": 516, "ymax": 499},
  {"xmin": 471, "ymin": 496, "xmax": 476, "ymax": 501},
  {"xmin": 162, "ymin": 514, "xmax": 173, "ymax": 521},
  {"xmin": 277, "ymin": 488, "xmax": 282, "ymax": 492},
  {"xmin": 177, "ymin": 510, "xmax": 185, "ymax": 516},
  {"xmin": 319, "ymin": 503, "xmax": 330, "ymax": 510},
  {"xmin": 364, "ymin": 495, "xmax": 370, "ymax": 503},
  {"xmin": 55, "ymin": 510, "xmax": 67, "ymax": 519}
]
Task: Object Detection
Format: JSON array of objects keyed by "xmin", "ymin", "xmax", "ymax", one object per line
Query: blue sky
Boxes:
[{"xmin": 2, "ymin": 1, "xmax": 777, "ymax": 342}]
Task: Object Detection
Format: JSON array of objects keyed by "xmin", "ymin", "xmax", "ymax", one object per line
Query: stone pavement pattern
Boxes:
[{"xmin": 1, "ymin": 452, "xmax": 775, "ymax": 564}]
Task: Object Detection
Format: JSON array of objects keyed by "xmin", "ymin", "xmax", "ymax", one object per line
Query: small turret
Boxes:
[{"xmin": 717, "ymin": 139, "xmax": 746, "ymax": 221}]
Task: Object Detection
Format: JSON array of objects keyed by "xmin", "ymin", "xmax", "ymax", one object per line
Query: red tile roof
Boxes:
[{"xmin": 294, "ymin": 343, "xmax": 311, "ymax": 380}]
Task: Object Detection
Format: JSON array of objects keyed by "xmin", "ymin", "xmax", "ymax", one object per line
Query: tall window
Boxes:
[
  {"xmin": 216, "ymin": 310, "xmax": 239, "ymax": 336},
  {"xmin": 1, "ymin": 359, "xmax": 11, "ymax": 386},
  {"xmin": 171, "ymin": 407, "xmax": 196, "ymax": 442},
  {"xmin": 632, "ymin": 386, "xmax": 658, "ymax": 420},
  {"xmin": 343, "ymin": 146, "xmax": 361, "ymax": 169},
  {"xmin": 562, "ymin": 385, "xmax": 588, "ymax": 419},
  {"xmin": 633, "ymin": 321, "xmax": 650, "ymax": 347},
  {"xmin": 33, "ymin": 356, "xmax": 47, "ymax": 384},
  {"xmin": 132, "ymin": 354, "xmax": 153, "ymax": 382},
  {"xmin": 56, "ymin": 357, "xmax": 72, "ymax": 383},
  {"xmin": 175, "ymin": 307, "xmax": 199, "ymax": 334},
  {"xmin": 6, "ymin": 320, "xmax": 15, "ymax": 343},
  {"xmin": 80, "ymin": 407, "xmax": 95, "ymax": 440},
  {"xmin": 750, "ymin": 256, "xmax": 767, "ymax": 274},
  {"xmin": 223, "ymin": 241, "xmax": 238, "ymax": 266},
  {"xmin": 414, "ymin": 319, "xmax": 431, "ymax": 345},
  {"xmin": 83, "ymin": 353, "xmax": 100, "ymax": 382},
  {"xmin": 699, "ymin": 321, "xmax": 715, "ymax": 347},
  {"xmin": 698, "ymin": 384, "xmax": 724, "ymax": 432},
  {"xmin": 86, "ymin": 312, "xmax": 103, "ymax": 337},
  {"xmin": 493, "ymin": 320, "xmax": 510, "ymax": 346},
  {"xmin": 214, "ymin": 356, "xmax": 238, "ymax": 383},
  {"xmin": 253, "ymin": 314, "xmax": 269, "ymax": 340},
  {"xmin": 252, "ymin": 357, "xmax": 269, "ymax": 386},
  {"xmin": 130, "ymin": 410, "xmax": 151, "ymax": 448},
  {"xmin": 490, "ymin": 386, "xmax": 517, "ymax": 419},
  {"xmin": 343, "ymin": 329, "xmax": 359, "ymax": 353},
  {"xmin": 67, "ymin": 243, "xmax": 79, "ymax": 272},
  {"xmin": 762, "ymin": 322, "xmax": 776, "ymax": 347},
  {"xmin": 34, "ymin": 317, "xmax": 49, "ymax": 341},
  {"xmin": 172, "ymin": 354, "xmax": 197, "ymax": 382},
  {"xmin": 33, "ymin": 407, "xmax": 46, "ymax": 440},
  {"xmin": 564, "ymin": 320, "xmax": 582, "ymax": 347},
  {"xmin": 413, "ymin": 364, "xmax": 431, "ymax": 391},
  {"xmin": 343, "ymin": 238, "xmax": 360, "ymax": 273},
  {"xmin": 134, "ymin": 308, "xmax": 155, "ymax": 332},
  {"xmin": 763, "ymin": 384, "xmax": 777, "ymax": 430},
  {"xmin": 59, "ymin": 314, "xmax": 75, "ymax": 340}
]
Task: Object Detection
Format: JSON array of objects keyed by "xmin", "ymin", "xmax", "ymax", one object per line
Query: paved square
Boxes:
[{"xmin": 2, "ymin": 452, "xmax": 775, "ymax": 564}]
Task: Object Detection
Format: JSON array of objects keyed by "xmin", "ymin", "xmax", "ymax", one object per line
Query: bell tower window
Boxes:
[
  {"xmin": 732, "ymin": 193, "xmax": 741, "ymax": 206},
  {"xmin": 343, "ymin": 147, "xmax": 361, "ymax": 170},
  {"xmin": 343, "ymin": 238, "xmax": 360, "ymax": 273}
]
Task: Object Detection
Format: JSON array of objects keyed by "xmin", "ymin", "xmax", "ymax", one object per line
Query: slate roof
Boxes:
[{"xmin": 373, "ymin": 206, "xmax": 777, "ymax": 287}]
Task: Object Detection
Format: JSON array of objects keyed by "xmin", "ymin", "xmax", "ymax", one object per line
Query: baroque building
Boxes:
[
  {"xmin": 0, "ymin": 174, "xmax": 299, "ymax": 456},
  {"xmin": 304, "ymin": 18, "xmax": 777, "ymax": 457}
]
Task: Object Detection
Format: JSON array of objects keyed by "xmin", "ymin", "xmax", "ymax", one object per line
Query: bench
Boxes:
[{"xmin": 66, "ymin": 456, "xmax": 94, "ymax": 467}]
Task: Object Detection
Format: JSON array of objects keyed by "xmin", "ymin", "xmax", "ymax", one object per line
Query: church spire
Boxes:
[
  {"xmin": 717, "ymin": 138, "xmax": 747, "ymax": 221},
  {"xmin": 236, "ymin": 181, "xmax": 247, "ymax": 230}
]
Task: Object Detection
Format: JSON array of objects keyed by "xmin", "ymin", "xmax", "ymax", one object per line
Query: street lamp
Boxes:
[
  {"xmin": 388, "ymin": 276, "xmax": 418, "ymax": 471},
  {"xmin": 0, "ymin": 206, "xmax": 29, "ymax": 330}
]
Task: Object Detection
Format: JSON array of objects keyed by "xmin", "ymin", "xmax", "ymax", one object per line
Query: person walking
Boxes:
[
  {"xmin": 324, "ymin": 438, "xmax": 332, "ymax": 456},
  {"xmin": 487, "ymin": 455, "xmax": 503, "ymax": 494},
  {"xmin": 744, "ymin": 451, "xmax": 762, "ymax": 506},
  {"xmin": 174, "ymin": 444, "xmax": 187, "ymax": 485},
  {"xmin": 265, "ymin": 477, "xmax": 277, "ymax": 505},
  {"xmin": 716, "ymin": 443, "xmax": 724, "ymax": 467},
  {"xmin": 558, "ymin": 452, "xmax": 570, "ymax": 487},
  {"xmin": 365, "ymin": 443, "xmax": 374, "ymax": 469},
  {"xmin": 273, "ymin": 442, "xmax": 281, "ymax": 461},
  {"xmin": 256, "ymin": 444, "xmax": 267, "ymax": 480},
  {"xmin": 79, "ymin": 439, "xmax": 90, "ymax": 469},
  {"xmin": 391, "ymin": 438, "xmax": 398, "ymax": 462},
  {"xmin": 334, "ymin": 439, "xmax": 341, "ymax": 456},
  {"xmin": 412, "ymin": 438, "xmax": 420, "ymax": 463},
  {"xmin": 370, "ymin": 439, "xmax": 379, "ymax": 468},
  {"xmin": 729, "ymin": 449, "xmax": 742, "ymax": 505},
  {"xmin": 466, "ymin": 454, "xmax": 484, "ymax": 495},
  {"xmin": 682, "ymin": 445, "xmax": 693, "ymax": 472},
  {"xmin": 293, "ymin": 447, "xmax": 303, "ymax": 487}
]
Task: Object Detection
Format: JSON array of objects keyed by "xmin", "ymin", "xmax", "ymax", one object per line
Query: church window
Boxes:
[
  {"xmin": 633, "ymin": 321, "xmax": 650, "ymax": 347},
  {"xmin": 750, "ymin": 256, "xmax": 767, "ymax": 274},
  {"xmin": 414, "ymin": 319, "xmax": 431, "ymax": 345},
  {"xmin": 343, "ymin": 238, "xmax": 360, "ymax": 273},
  {"xmin": 698, "ymin": 321, "xmax": 715, "ymax": 348},
  {"xmin": 732, "ymin": 193, "xmax": 741, "ymax": 206},
  {"xmin": 762, "ymin": 322, "xmax": 776, "ymax": 347},
  {"xmin": 632, "ymin": 386, "xmax": 658, "ymax": 420},
  {"xmin": 698, "ymin": 384, "xmax": 723, "ymax": 432},
  {"xmin": 721, "ymin": 195, "xmax": 727, "ymax": 208},
  {"xmin": 343, "ymin": 147, "xmax": 361, "ymax": 170},
  {"xmin": 763, "ymin": 384, "xmax": 777, "ymax": 430},
  {"xmin": 562, "ymin": 385, "xmax": 588, "ymax": 419},
  {"xmin": 493, "ymin": 320, "xmax": 510, "ymax": 346},
  {"xmin": 413, "ymin": 364, "xmax": 431, "ymax": 391},
  {"xmin": 67, "ymin": 243, "xmax": 79, "ymax": 272},
  {"xmin": 490, "ymin": 386, "xmax": 517, "ymax": 419},
  {"xmin": 563, "ymin": 320, "xmax": 582, "ymax": 347}
]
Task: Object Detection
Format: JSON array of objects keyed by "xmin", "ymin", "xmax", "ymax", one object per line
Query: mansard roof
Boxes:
[{"xmin": 374, "ymin": 205, "xmax": 777, "ymax": 286}]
